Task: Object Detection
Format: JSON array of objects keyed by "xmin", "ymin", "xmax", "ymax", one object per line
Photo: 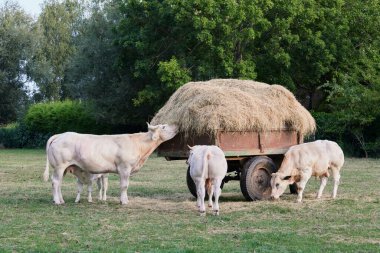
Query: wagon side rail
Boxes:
[{"xmin": 157, "ymin": 129, "xmax": 303, "ymax": 160}]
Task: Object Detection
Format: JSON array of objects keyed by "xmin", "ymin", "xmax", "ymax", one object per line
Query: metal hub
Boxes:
[{"xmin": 252, "ymin": 167, "xmax": 271, "ymax": 198}]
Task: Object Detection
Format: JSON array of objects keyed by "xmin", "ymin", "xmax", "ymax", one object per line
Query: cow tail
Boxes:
[
  {"xmin": 43, "ymin": 155, "xmax": 50, "ymax": 182},
  {"xmin": 44, "ymin": 134, "xmax": 58, "ymax": 182},
  {"xmin": 202, "ymin": 148, "xmax": 211, "ymax": 182}
]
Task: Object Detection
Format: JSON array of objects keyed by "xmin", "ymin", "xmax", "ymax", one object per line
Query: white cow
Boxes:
[
  {"xmin": 46, "ymin": 134, "xmax": 109, "ymax": 203},
  {"xmin": 44, "ymin": 123, "xmax": 178, "ymax": 205},
  {"xmin": 270, "ymin": 140, "xmax": 344, "ymax": 202},
  {"xmin": 187, "ymin": 145, "xmax": 227, "ymax": 216}
]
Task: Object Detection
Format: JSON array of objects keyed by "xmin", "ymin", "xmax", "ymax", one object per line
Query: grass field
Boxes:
[{"xmin": 0, "ymin": 149, "xmax": 379, "ymax": 252}]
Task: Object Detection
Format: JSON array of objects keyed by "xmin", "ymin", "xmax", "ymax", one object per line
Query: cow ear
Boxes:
[
  {"xmin": 187, "ymin": 145, "xmax": 193, "ymax": 150},
  {"xmin": 283, "ymin": 175, "xmax": 292, "ymax": 180}
]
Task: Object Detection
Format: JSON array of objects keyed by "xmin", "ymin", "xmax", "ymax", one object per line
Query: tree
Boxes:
[
  {"xmin": 311, "ymin": 0, "xmax": 380, "ymax": 156},
  {"xmin": 0, "ymin": 1, "xmax": 34, "ymax": 124},
  {"xmin": 29, "ymin": 0, "xmax": 82, "ymax": 101},
  {"xmin": 63, "ymin": 0, "xmax": 131, "ymax": 125},
  {"xmin": 61, "ymin": 0, "xmax": 380, "ymax": 153},
  {"xmin": 113, "ymin": 0, "xmax": 272, "ymax": 124}
]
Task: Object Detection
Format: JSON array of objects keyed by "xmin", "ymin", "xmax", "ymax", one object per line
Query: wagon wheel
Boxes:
[
  {"xmin": 240, "ymin": 156, "xmax": 276, "ymax": 201},
  {"xmin": 186, "ymin": 166, "xmax": 225, "ymax": 198}
]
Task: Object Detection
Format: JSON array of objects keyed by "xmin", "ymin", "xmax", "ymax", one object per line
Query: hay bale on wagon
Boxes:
[{"xmin": 151, "ymin": 79, "xmax": 316, "ymax": 138}]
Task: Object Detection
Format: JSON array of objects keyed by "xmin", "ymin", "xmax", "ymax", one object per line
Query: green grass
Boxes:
[{"xmin": 0, "ymin": 149, "xmax": 379, "ymax": 252}]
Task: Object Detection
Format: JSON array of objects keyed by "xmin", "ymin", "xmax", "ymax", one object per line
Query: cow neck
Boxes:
[
  {"xmin": 136, "ymin": 132, "xmax": 162, "ymax": 166},
  {"xmin": 278, "ymin": 155, "xmax": 294, "ymax": 176}
]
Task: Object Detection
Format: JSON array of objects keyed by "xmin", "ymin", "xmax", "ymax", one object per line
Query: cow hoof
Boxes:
[
  {"xmin": 120, "ymin": 201, "xmax": 128, "ymax": 205},
  {"xmin": 213, "ymin": 210, "xmax": 219, "ymax": 216},
  {"xmin": 75, "ymin": 200, "xmax": 80, "ymax": 203},
  {"xmin": 208, "ymin": 204, "xmax": 213, "ymax": 208},
  {"xmin": 199, "ymin": 211, "xmax": 206, "ymax": 216}
]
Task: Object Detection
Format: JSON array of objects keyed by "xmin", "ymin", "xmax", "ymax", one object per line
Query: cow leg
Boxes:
[
  {"xmin": 316, "ymin": 176, "xmax": 328, "ymax": 199},
  {"xmin": 75, "ymin": 179, "xmax": 83, "ymax": 203},
  {"xmin": 206, "ymin": 179, "xmax": 213, "ymax": 208},
  {"xmin": 194, "ymin": 178, "xmax": 206, "ymax": 216},
  {"xmin": 97, "ymin": 178, "xmax": 103, "ymax": 200},
  {"xmin": 87, "ymin": 181, "xmax": 93, "ymax": 203},
  {"xmin": 52, "ymin": 168, "xmax": 65, "ymax": 205},
  {"xmin": 102, "ymin": 176, "xmax": 108, "ymax": 201},
  {"xmin": 119, "ymin": 169, "xmax": 131, "ymax": 205},
  {"xmin": 296, "ymin": 181, "xmax": 306, "ymax": 203},
  {"xmin": 331, "ymin": 168, "xmax": 341, "ymax": 199},
  {"xmin": 212, "ymin": 178, "xmax": 223, "ymax": 216},
  {"xmin": 296, "ymin": 169, "xmax": 312, "ymax": 203}
]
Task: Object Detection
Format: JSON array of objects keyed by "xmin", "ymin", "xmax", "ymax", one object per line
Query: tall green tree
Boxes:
[
  {"xmin": 63, "ymin": 0, "xmax": 128, "ymax": 125},
  {"xmin": 112, "ymin": 0, "xmax": 379, "ymax": 128},
  {"xmin": 312, "ymin": 0, "xmax": 380, "ymax": 156},
  {"xmin": 29, "ymin": 0, "xmax": 82, "ymax": 101},
  {"xmin": 256, "ymin": 0, "xmax": 380, "ymax": 110},
  {"xmin": 113, "ymin": 0, "xmax": 273, "ymax": 124},
  {"xmin": 0, "ymin": 1, "xmax": 34, "ymax": 124}
]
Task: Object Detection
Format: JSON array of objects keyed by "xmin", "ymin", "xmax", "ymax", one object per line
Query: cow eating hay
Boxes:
[
  {"xmin": 44, "ymin": 123, "xmax": 178, "ymax": 205},
  {"xmin": 270, "ymin": 140, "xmax": 344, "ymax": 202}
]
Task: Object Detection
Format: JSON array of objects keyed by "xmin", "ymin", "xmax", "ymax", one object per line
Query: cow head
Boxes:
[
  {"xmin": 147, "ymin": 123, "xmax": 178, "ymax": 142},
  {"xmin": 186, "ymin": 145, "xmax": 194, "ymax": 165},
  {"xmin": 270, "ymin": 172, "xmax": 294, "ymax": 200}
]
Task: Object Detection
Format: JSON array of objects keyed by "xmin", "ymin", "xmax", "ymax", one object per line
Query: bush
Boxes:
[
  {"xmin": 0, "ymin": 100, "xmax": 111, "ymax": 148},
  {"xmin": 0, "ymin": 123, "xmax": 50, "ymax": 148},
  {"xmin": 24, "ymin": 100, "xmax": 106, "ymax": 135},
  {"xmin": 313, "ymin": 111, "xmax": 380, "ymax": 157}
]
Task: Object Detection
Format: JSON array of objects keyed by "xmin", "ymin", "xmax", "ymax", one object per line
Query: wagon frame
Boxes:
[{"xmin": 157, "ymin": 128, "xmax": 302, "ymax": 200}]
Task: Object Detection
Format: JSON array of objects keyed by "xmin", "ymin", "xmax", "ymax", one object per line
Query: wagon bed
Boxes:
[{"xmin": 158, "ymin": 129, "xmax": 302, "ymax": 159}]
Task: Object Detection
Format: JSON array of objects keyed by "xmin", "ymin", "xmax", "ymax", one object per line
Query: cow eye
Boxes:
[
  {"xmin": 162, "ymin": 126, "xmax": 166, "ymax": 129},
  {"xmin": 276, "ymin": 183, "xmax": 279, "ymax": 188}
]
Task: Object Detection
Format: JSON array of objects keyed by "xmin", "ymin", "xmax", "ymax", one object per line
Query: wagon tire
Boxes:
[
  {"xmin": 186, "ymin": 167, "xmax": 197, "ymax": 198},
  {"xmin": 240, "ymin": 156, "xmax": 276, "ymax": 201},
  {"xmin": 186, "ymin": 166, "xmax": 224, "ymax": 198}
]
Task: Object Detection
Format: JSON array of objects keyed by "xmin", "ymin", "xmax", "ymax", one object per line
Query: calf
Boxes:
[
  {"xmin": 44, "ymin": 123, "xmax": 178, "ymax": 205},
  {"xmin": 270, "ymin": 140, "xmax": 344, "ymax": 202},
  {"xmin": 187, "ymin": 145, "xmax": 227, "ymax": 216},
  {"xmin": 68, "ymin": 168, "xmax": 109, "ymax": 203}
]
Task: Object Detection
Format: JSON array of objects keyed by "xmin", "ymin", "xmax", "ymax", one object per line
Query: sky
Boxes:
[{"xmin": 1, "ymin": 0, "xmax": 44, "ymax": 17}]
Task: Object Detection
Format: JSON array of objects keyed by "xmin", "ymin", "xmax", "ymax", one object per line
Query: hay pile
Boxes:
[{"xmin": 151, "ymin": 79, "xmax": 316, "ymax": 138}]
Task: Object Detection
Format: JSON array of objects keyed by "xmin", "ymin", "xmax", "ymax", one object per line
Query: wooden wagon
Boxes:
[
  {"xmin": 157, "ymin": 129, "xmax": 303, "ymax": 200},
  {"xmin": 151, "ymin": 79, "xmax": 315, "ymax": 200}
]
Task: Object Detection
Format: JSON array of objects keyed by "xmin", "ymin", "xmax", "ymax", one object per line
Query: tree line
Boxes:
[{"xmin": 0, "ymin": 0, "xmax": 379, "ymax": 156}]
